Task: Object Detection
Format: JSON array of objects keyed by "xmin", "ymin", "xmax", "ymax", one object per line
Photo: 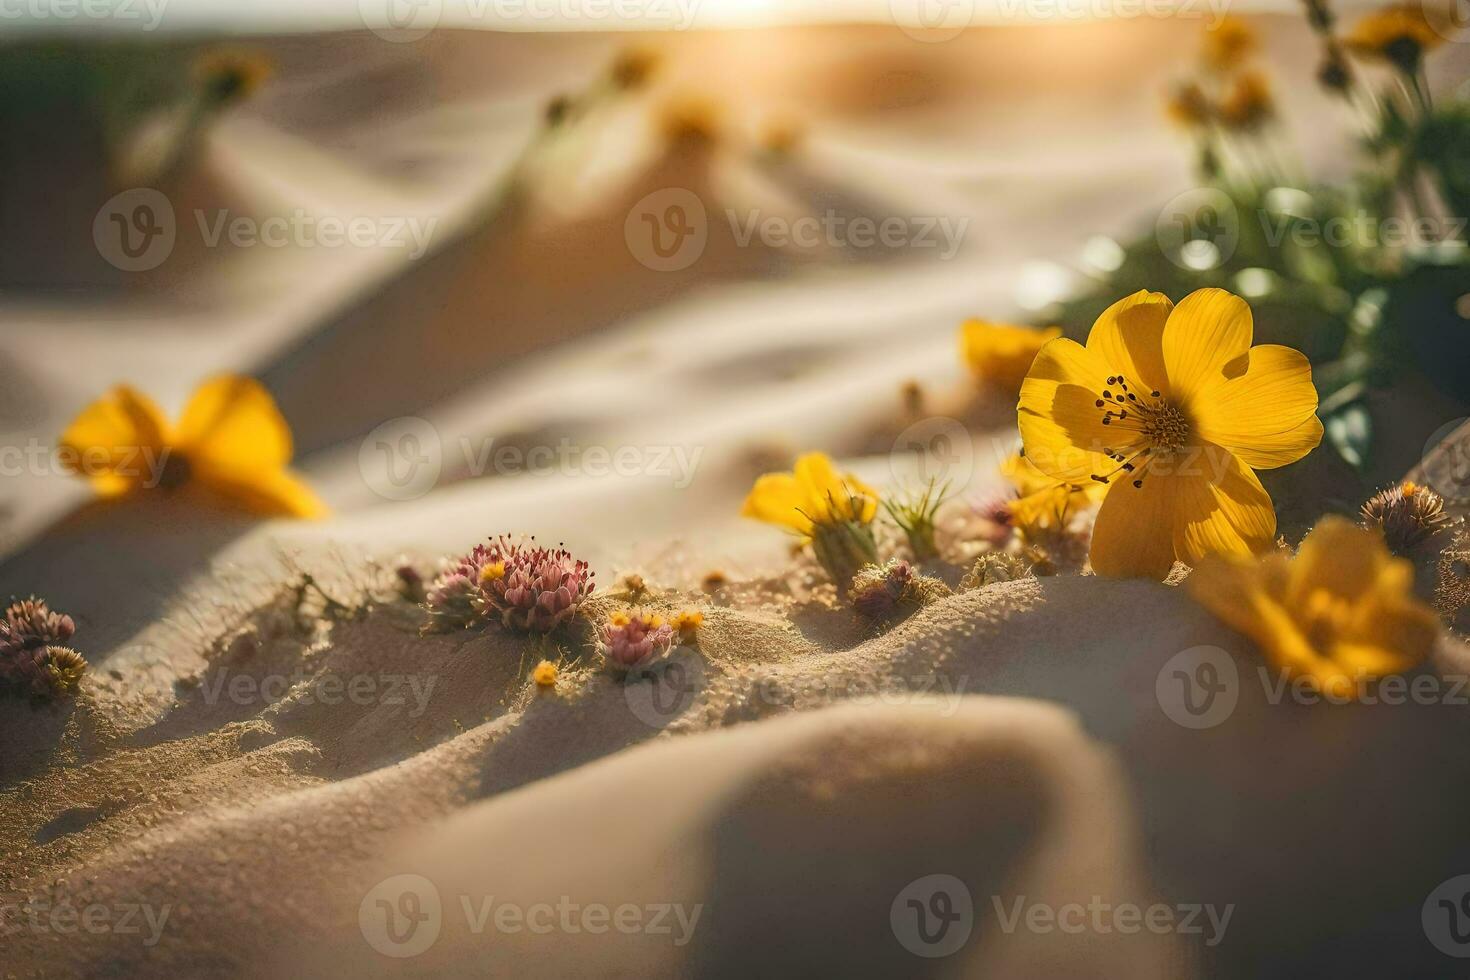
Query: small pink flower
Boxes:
[{"xmin": 599, "ymin": 610, "xmax": 675, "ymax": 671}]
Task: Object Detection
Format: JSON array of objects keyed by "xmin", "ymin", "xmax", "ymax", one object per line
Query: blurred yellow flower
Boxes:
[
  {"xmin": 741, "ymin": 452, "xmax": 877, "ymax": 539},
  {"xmin": 1000, "ymin": 452, "xmax": 1103, "ymax": 529},
  {"xmin": 1164, "ymin": 82, "xmax": 1212, "ymax": 129},
  {"xmin": 1218, "ymin": 70, "xmax": 1275, "ymax": 130},
  {"xmin": 1189, "ymin": 517, "xmax": 1439, "ymax": 699},
  {"xmin": 659, "ymin": 97, "xmax": 723, "ymax": 147},
  {"xmin": 960, "ymin": 320, "xmax": 1062, "ymax": 393},
  {"xmin": 60, "ymin": 376, "xmax": 327, "ymax": 519},
  {"xmin": 192, "ymin": 48, "xmax": 274, "ymax": 103},
  {"xmin": 532, "ymin": 659, "xmax": 559, "ymax": 687},
  {"xmin": 1018, "ymin": 288, "xmax": 1321, "ymax": 579},
  {"xmin": 673, "ymin": 609, "xmax": 704, "ymax": 639},
  {"xmin": 1202, "ymin": 16, "xmax": 1257, "ymax": 71},
  {"xmin": 1345, "ymin": 4, "xmax": 1444, "ymax": 68}
]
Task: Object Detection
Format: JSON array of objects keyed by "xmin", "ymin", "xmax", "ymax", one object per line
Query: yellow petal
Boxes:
[
  {"xmin": 1084, "ymin": 290, "xmax": 1174, "ymax": 398},
  {"xmin": 1169, "ymin": 444, "xmax": 1276, "ymax": 566},
  {"xmin": 194, "ymin": 463, "xmax": 330, "ymax": 519},
  {"xmin": 1192, "ymin": 344, "xmax": 1321, "ymax": 468},
  {"xmin": 59, "ymin": 384, "xmax": 173, "ymax": 494},
  {"xmin": 793, "ymin": 452, "xmax": 876, "ymax": 524},
  {"xmin": 1090, "ymin": 444, "xmax": 1273, "ymax": 578},
  {"xmin": 960, "ymin": 320, "xmax": 1061, "ymax": 391},
  {"xmin": 1017, "ymin": 337, "xmax": 1122, "ymax": 483},
  {"xmin": 1162, "ymin": 288, "xmax": 1253, "ymax": 401},
  {"xmin": 741, "ymin": 471, "xmax": 812, "ymax": 536},
  {"xmin": 1286, "ymin": 516, "xmax": 1386, "ymax": 607},
  {"xmin": 176, "ymin": 375, "xmax": 293, "ymax": 472},
  {"xmin": 1188, "ymin": 552, "xmax": 1308, "ymax": 663},
  {"xmin": 1088, "ymin": 472, "xmax": 1178, "ymax": 579}
]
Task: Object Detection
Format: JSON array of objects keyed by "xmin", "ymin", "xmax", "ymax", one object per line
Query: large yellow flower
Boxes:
[
  {"xmin": 1018, "ymin": 288, "xmax": 1322, "ymax": 579},
  {"xmin": 1188, "ymin": 517, "xmax": 1439, "ymax": 699},
  {"xmin": 741, "ymin": 452, "xmax": 877, "ymax": 538},
  {"xmin": 60, "ymin": 375, "xmax": 327, "ymax": 519},
  {"xmin": 960, "ymin": 320, "xmax": 1062, "ymax": 394}
]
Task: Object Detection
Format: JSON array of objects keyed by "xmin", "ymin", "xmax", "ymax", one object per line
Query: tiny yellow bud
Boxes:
[
  {"xmin": 609, "ymin": 610, "xmax": 631, "ymax": 627},
  {"xmin": 479, "ymin": 561, "xmax": 506, "ymax": 584},
  {"xmin": 532, "ymin": 660, "xmax": 558, "ymax": 688},
  {"xmin": 674, "ymin": 610, "xmax": 703, "ymax": 633}
]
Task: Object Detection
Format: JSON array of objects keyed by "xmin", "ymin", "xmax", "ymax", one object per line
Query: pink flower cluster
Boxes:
[
  {"xmin": 424, "ymin": 535, "xmax": 594, "ymax": 634},
  {"xmin": 0, "ymin": 597, "xmax": 86, "ymax": 700},
  {"xmin": 599, "ymin": 611, "xmax": 675, "ymax": 671}
]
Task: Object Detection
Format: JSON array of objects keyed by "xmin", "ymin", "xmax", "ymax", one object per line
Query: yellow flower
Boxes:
[
  {"xmin": 673, "ymin": 609, "xmax": 703, "ymax": 637},
  {"xmin": 1164, "ymin": 82, "xmax": 1212, "ymax": 129},
  {"xmin": 1202, "ymin": 16, "xmax": 1257, "ymax": 71},
  {"xmin": 1189, "ymin": 517, "xmax": 1439, "ymax": 699},
  {"xmin": 479, "ymin": 561, "xmax": 507, "ymax": 584},
  {"xmin": 1018, "ymin": 288, "xmax": 1322, "ymax": 579},
  {"xmin": 741, "ymin": 452, "xmax": 878, "ymax": 539},
  {"xmin": 1000, "ymin": 452, "xmax": 1103, "ymax": 529},
  {"xmin": 532, "ymin": 659, "xmax": 559, "ymax": 688},
  {"xmin": 1346, "ymin": 4, "xmax": 1444, "ymax": 67},
  {"xmin": 60, "ymin": 376, "xmax": 327, "ymax": 519},
  {"xmin": 659, "ymin": 97, "xmax": 723, "ymax": 147},
  {"xmin": 609, "ymin": 610, "xmax": 632, "ymax": 627},
  {"xmin": 1218, "ymin": 71, "xmax": 1274, "ymax": 130},
  {"xmin": 960, "ymin": 321, "xmax": 1063, "ymax": 394},
  {"xmin": 192, "ymin": 48, "xmax": 274, "ymax": 103}
]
